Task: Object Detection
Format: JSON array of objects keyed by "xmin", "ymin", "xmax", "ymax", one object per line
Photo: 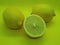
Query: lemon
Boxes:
[
  {"xmin": 32, "ymin": 4, "xmax": 55, "ymax": 23},
  {"xmin": 3, "ymin": 7, "xmax": 24, "ymax": 29},
  {"xmin": 23, "ymin": 15, "xmax": 46, "ymax": 38}
]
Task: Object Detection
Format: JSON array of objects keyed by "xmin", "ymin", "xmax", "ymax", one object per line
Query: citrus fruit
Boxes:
[
  {"xmin": 23, "ymin": 15, "xmax": 46, "ymax": 38},
  {"xmin": 3, "ymin": 7, "xmax": 24, "ymax": 29},
  {"xmin": 32, "ymin": 4, "xmax": 55, "ymax": 23}
]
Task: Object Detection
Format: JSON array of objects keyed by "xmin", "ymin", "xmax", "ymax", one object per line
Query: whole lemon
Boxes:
[
  {"xmin": 32, "ymin": 4, "xmax": 55, "ymax": 23},
  {"xmin": 3, "ymin": 7, "xmax": 24, "ymax": 29}
]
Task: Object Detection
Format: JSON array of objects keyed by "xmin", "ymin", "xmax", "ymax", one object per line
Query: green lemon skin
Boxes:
[
  {"xmin": 32, "ymin": 4, "xmax": 55, "ymax": 23},
  {"xmin": 3, "ymin": 7, "xmax": 24, "ymax": 30}
]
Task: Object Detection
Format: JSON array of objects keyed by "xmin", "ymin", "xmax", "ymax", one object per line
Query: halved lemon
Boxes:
[{"xmin": 23, "ymin": 14, "xmax": 46, "ymax": 38}]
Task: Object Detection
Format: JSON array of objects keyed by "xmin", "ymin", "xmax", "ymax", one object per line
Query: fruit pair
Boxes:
[{"xmin": 3, "ymin": 4, "xmax": 55, "ymax": 38}]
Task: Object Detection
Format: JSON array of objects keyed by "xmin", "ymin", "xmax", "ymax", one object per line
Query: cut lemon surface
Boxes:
[{"xmin": 23, "ymin": 14, "xmax": 46, "ymax": 38}]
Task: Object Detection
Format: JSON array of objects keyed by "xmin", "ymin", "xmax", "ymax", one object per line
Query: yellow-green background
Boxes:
[{"xmin": 0, "ymin": 0, "xmax": 60, "ymax": 45}]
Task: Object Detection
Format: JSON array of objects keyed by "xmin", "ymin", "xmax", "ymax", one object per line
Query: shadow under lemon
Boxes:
[
  {"xmin": 2, "ymin": 23, "xmax": 24, "ymax": 37},
  {"xmin": 23, "ymin": 32, "xmax": 46, "ymax": 45}
]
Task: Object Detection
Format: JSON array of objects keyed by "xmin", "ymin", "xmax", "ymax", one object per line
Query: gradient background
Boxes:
[{"xmin": 0, "ymin": 0, "xmax": 60, "ymax": 45}]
